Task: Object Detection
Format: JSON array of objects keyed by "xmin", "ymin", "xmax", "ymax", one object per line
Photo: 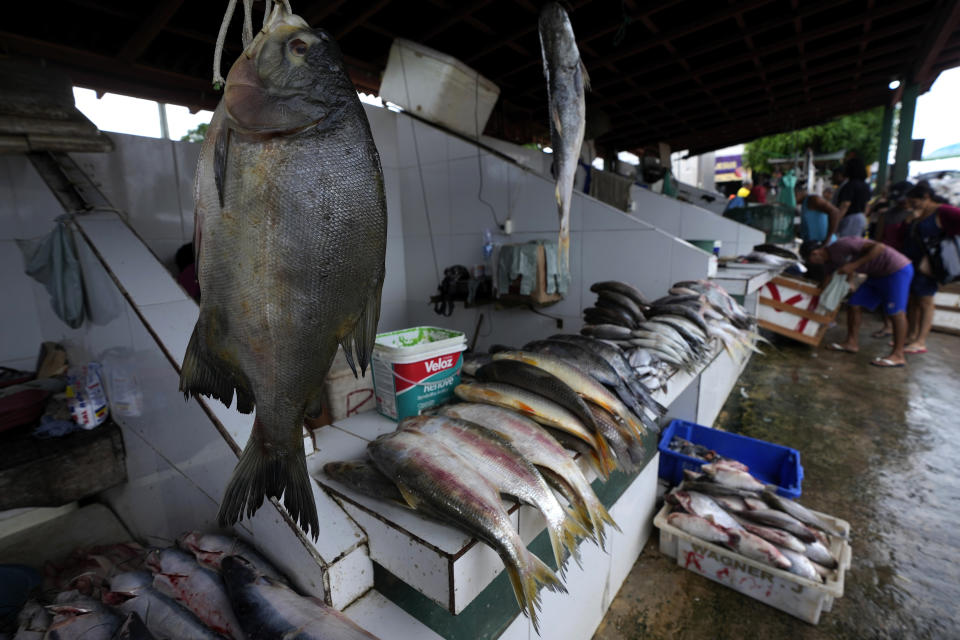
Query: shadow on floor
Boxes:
[{"xmin": 594, "ymin": 319, "xmax": 960, "ymax": 640}]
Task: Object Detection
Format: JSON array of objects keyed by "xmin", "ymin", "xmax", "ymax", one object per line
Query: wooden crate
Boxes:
[{"xmin": 757, "ymin": 275, "xmax": 839, "ymax": 346}]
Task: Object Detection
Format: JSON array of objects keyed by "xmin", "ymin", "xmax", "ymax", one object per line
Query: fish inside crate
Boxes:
[{"xmin": 654, "ymin": 504, "xmax": 852, "ymax": 624}]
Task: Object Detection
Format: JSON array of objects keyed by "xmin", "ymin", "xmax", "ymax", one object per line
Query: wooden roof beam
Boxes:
[
  {"xmin": 589, "ymin": 14, "xmax": 927, "ymax": 107},
  {"xmin": 418, "ymin": 0, "xmax": 495, "ymax": 42},
  {"xmin": 591, "ymin": 1, "xmax": 923, "ymax": 93},
  {"xmin": 336, "ymin": 0, "xmax": 391, "ymax": 40},
  {"xmin": 911, "ymin": 0, "xmax": 960, "ymax": 86},
  {"xmin": 304, "ymin": 0, "xmax": 349, "ymax": 27}
]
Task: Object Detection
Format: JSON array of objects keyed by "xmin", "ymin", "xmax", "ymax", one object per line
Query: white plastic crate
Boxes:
[
  {"xmin": 379, "ymin": 38, "xmax": 500, "ymax": 138},
  {"xmin": 654, "ymin": 503, "xmax": 852, "ymax": 624}
]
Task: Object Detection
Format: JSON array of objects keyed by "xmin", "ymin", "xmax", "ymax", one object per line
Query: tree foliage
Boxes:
[
  {"xmin": 744, "ymin": 107, "xmax": 885, "ymax": 173},
  {"xmin": 181, "ymin": 123, "xmax": 208, "ymax": 143}
]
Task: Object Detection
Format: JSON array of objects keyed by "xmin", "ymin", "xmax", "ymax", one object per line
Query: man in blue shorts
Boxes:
[{"xmin": 807, "ymin": 237, "xmax": 913, "ymax": 367}]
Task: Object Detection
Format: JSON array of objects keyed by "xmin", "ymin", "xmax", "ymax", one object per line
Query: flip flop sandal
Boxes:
[
  {"xmin": 826, "ymin": 342, "xmax": 857, "ymax": 353},
  {"xmin": 905, "ymin": 347, "xmax": 928, "ymax": 354},
  {"xmin": 871, "ymin": 358, "xmax": 905, "ymax": 368}
]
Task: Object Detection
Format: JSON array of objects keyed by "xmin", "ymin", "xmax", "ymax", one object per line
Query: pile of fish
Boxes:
[
  {"xmin": 10, "ymin": 533, "xmax": 378, "ymax": 640},
  {"xmin": 325, "ymin": 402, "xmax": 629, "ymax": 632},
  {"xmin": 667, "ymin": 436, "xmax": 743, "ymax": 468},
  {"xmin": 324, "ymin": 338, "xmax": 667, "ymax": 631},
  {"xmin": 744, "ymin": 244, "xmax": 806, "ymax": 273},
  {"xmin": 666, "ymin": 462, "xmax": 846, "ymax": 584},
  {"xmin": 580, "ymin": 280, "xmax": 762, "ymax": 391}
]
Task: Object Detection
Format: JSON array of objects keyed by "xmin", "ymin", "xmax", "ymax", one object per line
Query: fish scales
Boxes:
[
  {"xmin": 439, "ymin": 403, "xmax": 618, "ymax": 546},
  {"xmin": 180, "ymin": 7, "xmax": 387, "ymax": 538},
  {"xmin": 367, "ymin": 430, "xmax": 564, "ymax": 632},
  {"xmin": 221, "ymin": 557, "xmax": 379, "ymax": 640},
  {"xmin": 453, "ymin": 381, "xmax": 617, "ymax": 476},
  {"xmin": 402, "ymin": 415, "xmax": 586, "ymax": 569}
]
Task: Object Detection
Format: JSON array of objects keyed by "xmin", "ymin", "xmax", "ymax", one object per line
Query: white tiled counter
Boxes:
[{"xmin": 309, "ymin": 409, "xmax": 662, "ymax": 640}]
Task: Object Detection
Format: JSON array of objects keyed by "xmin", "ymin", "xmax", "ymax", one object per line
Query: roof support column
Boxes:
[
  {"xmin": 892, "ymin": 82, "xmax": 919, "ymax": 183},
  {"xmin": 875, "ymin": 101, "xmax": 894, "ymax": 191}
]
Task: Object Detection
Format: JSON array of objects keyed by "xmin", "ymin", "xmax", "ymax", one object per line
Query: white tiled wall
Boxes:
[
  {"xmin": 387, "ymin": 108, "xmax": 714, "ymax": 352},
  {"xmin": 629, "ymin": 185, "xmax": 766, "ymax": 257}
]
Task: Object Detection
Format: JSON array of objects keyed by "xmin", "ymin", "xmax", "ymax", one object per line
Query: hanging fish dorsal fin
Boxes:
[
  {"xmin": 552, "ymin": 107, "xmax": 563, "ymax": 137},
  {"xmin": 580, "ymin": 59, "xmax": 591, "ymax": 92}
]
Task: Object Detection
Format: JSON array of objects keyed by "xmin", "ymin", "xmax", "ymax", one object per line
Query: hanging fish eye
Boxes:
[{"xmin": 289, "ymin": 38, "xmax": 309, "ymax": 56}]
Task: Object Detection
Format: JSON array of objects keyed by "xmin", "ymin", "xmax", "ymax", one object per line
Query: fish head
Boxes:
[
  {"xmin": 224, "ymin": 4, "xmax": 353, "ymax": 133},
  {"xmin": 108, "ymin": 571, "xmax": 152, "ymax": 596},
  {"xmin": 221, "ymin": 554, "xmax": 274, "ymax": 590}
]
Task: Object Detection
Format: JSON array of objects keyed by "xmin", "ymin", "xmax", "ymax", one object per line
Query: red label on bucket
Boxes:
[{"xmin": 393, "ymin": 353, "xmax": 461, "ymax": 393}]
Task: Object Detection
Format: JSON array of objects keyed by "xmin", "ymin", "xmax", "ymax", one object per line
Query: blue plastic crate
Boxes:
[{"xmin": 658, "ymin": 419, "xmax": 803, "ymax": 498}]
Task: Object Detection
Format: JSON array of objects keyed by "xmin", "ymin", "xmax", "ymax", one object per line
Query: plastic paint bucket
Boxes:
[{"xmin": 372, "ymin": 327, "xmax": 467, "ymax": 421}]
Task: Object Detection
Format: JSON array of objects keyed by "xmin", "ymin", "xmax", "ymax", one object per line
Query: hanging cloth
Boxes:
[{"xmin": 778, "ymin": 170, "xmax": 797, "ymax": 208}]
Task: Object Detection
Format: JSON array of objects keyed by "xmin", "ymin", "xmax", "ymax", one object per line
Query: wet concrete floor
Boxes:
[{"xmin": 594, "ymin": 320, "xmax": 960, "ymax": 640}]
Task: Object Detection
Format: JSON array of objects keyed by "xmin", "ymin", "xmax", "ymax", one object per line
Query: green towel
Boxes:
[{"xmin": 497, "ymin": 239, "xmax": 569, "ymax": 297}]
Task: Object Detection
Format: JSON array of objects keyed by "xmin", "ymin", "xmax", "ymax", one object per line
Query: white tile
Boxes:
[
  {"xmin": 0, "ymin": 264, "xmax": 44, "ymax": 363},
  {"xmin": 172, "ymin": 140, "xmax": 202, "ymax": 241},
  {"xmin": 669, "ymin": 234, "xmax": 713, "ymax": 288},
  {"xmin": 326, "ymin": 544, "xmax": 374, "ymax": 610},
  {"xmin": 395, "ymin": 115, "xmax": 448, "ymax": 168},
  {"xmin": 377, "ymin": 299, "xmax": 408, "ymax": 334},
  {"xmin": 4, "ymin": 156, "xmax": 67, "ymax": 238},
  {"xmin": 401, "ymin": 235, "xmax": 441, "ymax": 303},
  {"xmin": 344, "ymin": 591, "xmax": 445, "ymax": 640},
  {"xmin": 447, "ymin": 156, "xmax": 509, "ymax": 237},
  {"xmin": 584, "ymin": 195, "xmax": 658, "ymax": 232},
  {"xmin": 383, "ymin": 167, "xmax": 404, "ymax": 238},
  {"xmin": 399, "ymin": 165, "xmax": 450, "ymax": 237},
  {"xmin": 448, "ymin": 132, "xmax": 481, "ymax": 162},
  {"xmin": 509, "ymin": 172, "xmax": 561, "ymax": 234},
  {"xmin": 338, "ymin": 501, "xmax": 454, "ymax": 608},
  {"xmin": 364, "ymin": 104, "xmax": 400, "ymax": 170},
  {"xmin": 138, "ymin": 299, "xmax": 200, "ymax": 368},
  {"xmin": 330, "ymin": 411, "xmax": 398, "ymax": 442},
  {"xmin": 451, "ymin": 536, "xmax": 516, "ymax": 614},
  {"xmin": 580, "ymin": 228, "xmax": 673, "ymax": 304},
  {"xmin": 383, "ymin": 235, "xmax": 407, "ymax": 304},
  {"xmin": 75, "ymin": 216, "xmax": 189, "ymax": 307}
]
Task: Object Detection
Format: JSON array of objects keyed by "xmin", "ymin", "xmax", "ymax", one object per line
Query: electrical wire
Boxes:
[
  {"xmin": 475, "ymin": 70, "xmax": 501, "ymax": 228},
  {"xmin": 399, "ymin": 47, "xmax": 441, "ymax": 284}
]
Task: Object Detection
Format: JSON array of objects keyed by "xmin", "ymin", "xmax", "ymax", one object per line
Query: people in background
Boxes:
[
  {"xmin": 869, "ymin": 180, "xmax": 913, "ymax": 338},
  {"xmin": 896, "ymin": 182, "xmax": 960, "ymax": 354},
  {"xmin": 749, "ymin": 175, "xmax": 767, "ymax": 203},
  {"xmin": 176, "ymin": 242, "xmax": 201, "ymax": 301},
  {"xmin": 725, "ymin": 185, "xmax": 750, "ymax": 211},
  {"xmin": 808, "ymin": 237, "xmax": 913, "ymax": 368},
  {"xmin": 835, "ymin": 157, "xmax": 871, "ymax": 237},
  {"xmin": 796, "ymin": 183, "xmax": 841, "ymax": 246}
]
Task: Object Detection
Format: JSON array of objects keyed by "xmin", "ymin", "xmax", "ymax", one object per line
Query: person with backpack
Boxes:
[{"xmin": 898, "ymin": 182, "xmax": 960, "ymax": 354}]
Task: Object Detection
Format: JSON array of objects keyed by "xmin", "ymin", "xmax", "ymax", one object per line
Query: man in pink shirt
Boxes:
[{"xmin": 808, "ymin": 237, "xmax": 913, "ymax": 367}]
